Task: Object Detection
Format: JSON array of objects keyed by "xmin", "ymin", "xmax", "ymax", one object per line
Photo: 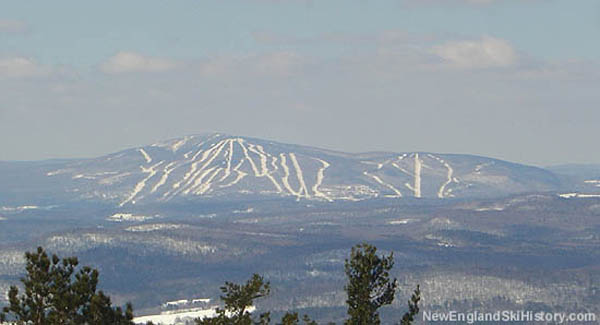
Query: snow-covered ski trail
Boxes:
[
  {"xmin": 312, "ymin": 158, "xmax": 332, "ymax": 201},
  {"xmin": 120, "ymin": 161, "xmax": 164, "ymax": 206},
  {"xmin": 413, "ymin": 154, "xmax": 422, "ymax": 198},
  {"xmin": 363, "ymin": 172, "xmax": 402, "ymax": 198},
  {"xmin": 429, "ymin": 155, "xmax": 454, "ymax": 198},
  {"xmin": 290, "ymin": 153, "xmax": 310, "ymax": 198},
  {"xmin": 151, "ymin": 162, "xmax": 177, "ymax": 193},
  {"xmin": 138, "ymin": 148, "xmax": 152, "ymax": 164}
]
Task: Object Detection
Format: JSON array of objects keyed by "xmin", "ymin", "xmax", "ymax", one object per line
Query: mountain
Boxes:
[
  {"xmin": 547, "ymin": 164, "xmax": 600, "ymax": 193},
  {"xmin": 1, "ymin": 133, "xmax": 565, "ymax": 206},
  {"xmin": 2, "ymin": 133, "xmax": 600, "ymax": 321}
]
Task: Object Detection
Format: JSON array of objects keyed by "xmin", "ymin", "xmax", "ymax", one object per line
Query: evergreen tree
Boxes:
[
  {"xmin": 195, "ymin": 274, "xmax": 317, "ymax": 325},
  {"xmin": 400, "ymin": 285, "xmax": 420, "ymax": 325},
  {"xmin": 343, "ymin": 243, "xmax": 397, "ymax": 325},
  {"xmin": 0, "ymin": 246, "xmax": 134, "ymax": 325},
  {"xmin": 195, "ymin": 273, "xmax": 271, "ymax": 325},
  {"xmin": 280, "ymin": 312, "xmax": 318, "ymax": 325}
]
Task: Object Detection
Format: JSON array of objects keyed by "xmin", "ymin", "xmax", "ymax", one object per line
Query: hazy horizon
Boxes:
[
  {"xmin": 1, "ymin": 0, "xmax": 599, "ymax": 166},
  {"xmin": 2, "ymin": 131, "xmax": 597, "ymax": 169}
]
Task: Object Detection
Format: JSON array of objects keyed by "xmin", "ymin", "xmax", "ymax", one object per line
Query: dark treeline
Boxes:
[{"xmin": 1, "ymin": 244, "xmax": 420, "ymax": 325}]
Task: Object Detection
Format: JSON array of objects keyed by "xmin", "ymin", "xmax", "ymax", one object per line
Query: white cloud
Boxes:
[
  {"xmin": 101, "ymin": 52, "xmax": 176, "ymax": 74},
  {"xmin": 431, "ymin": 36, "xmax": 517, "ymax": 69},
  {"xmin": 0, "ymin": 57, "xmax": 42, "ymax": 78},
  {"xmin": 0, "ymin": 19, "xmax": 27, "ymax": 33}
]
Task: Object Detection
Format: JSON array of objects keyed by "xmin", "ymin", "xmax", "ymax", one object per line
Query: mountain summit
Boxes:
[{"xmin": 36, "ymin": 133, "xmax": 561, "ymax": 205}]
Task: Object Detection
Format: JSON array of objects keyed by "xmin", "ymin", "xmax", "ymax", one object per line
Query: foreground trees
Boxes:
[
  {"xmin": 344, "ymin": 243, "xmax": 397, "ymax": 324},
  {"xmin": 197, "ymin": 243, "xmax": 420, "ymax": 325},
  {"xmin": 195, "ymin": 274, "xmax": 272, "ymax": 325},
  {"xmin": 344, "ymin": 243, "xmax": 421, "ymax": 325},
  {"xmin": 1, "ymin": 243, "xmax": 419, "ymax": 324},
  {"xmin": 0, "ymin": 247, "xmax": 134, "ymax": 325}
]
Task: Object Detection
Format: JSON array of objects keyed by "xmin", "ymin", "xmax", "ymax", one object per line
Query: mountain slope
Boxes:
[{"xmin": 33, "ymin": 133, "xmax": 561, "ymax": 206}]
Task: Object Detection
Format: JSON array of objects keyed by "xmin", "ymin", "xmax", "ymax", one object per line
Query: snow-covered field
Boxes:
[
  {"xmin": 107, "ymin": 213, "xmax": 156, "ymax": 222},
  {"xmin": 559, "ymin": 193, "xmax": 600, "ymax": 199},
  {"xmin": 133, "ymin": 306, "xmax": 255, "ymax": 325}
]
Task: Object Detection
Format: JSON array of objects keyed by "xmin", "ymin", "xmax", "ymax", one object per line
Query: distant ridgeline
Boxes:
[{"xmin": 1, "ymin": 132, "xmax": 598, "ymax": 206}]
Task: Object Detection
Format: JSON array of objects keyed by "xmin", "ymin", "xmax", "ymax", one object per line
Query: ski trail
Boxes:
[
  {"xmin": 248, "ymin": 144, "xmax": 269, "ymax": 176},
  {"xmin": 221, "ymin": 159, "xmax": 247, "ymax": 188},
  {"xmin": 171, "ymin": 136, "xmax": 192, "ymax": 152},
  {"xmin": 312, "ymin": 158, "xmax": 332, "ymax": 201},
  {"xmin": 257, "ymin": 145, "xmax": 278, "ymax": 171},
  {"xmin": 249, "ymin": 144, "xmax": 282, "ymax": 192},
  {"xmin": 151, "ymin": 162, "xmax": 176, "ymax": 193},
  {"xmin": 183, "ymin": 141, "xmax": 227, "ymax": 189},
  {"xmin": 270, "ymin": 155, "xmax": 278, "ymax": 172},
  {"xmin": 184, "ymin": 167, "xmax": 216, "ymax": 194},
  {"xmin": 163, "ymin": 148, "xmax": 205, "ymax": 197},
  {"xmin": 171, "ymin": 140, "xmax": 227, "ymax": 197},
  {"xmin": 191, "ymin": 148, "xmax": 205, "ymax": 160},
  {"xmin": 138, "ymin": 148, "xmax": 152, "ymax": 164},
  {"xmin": 391, "ymin": 154, "xmax": 412, "ymax": 176},
  {"xmin": 257, "ymin": 145, "xmax": 279, "ymax": 174},
  {"xmin": 414, "ymin": 153, "xmax": 422, "ymax": 198},
  {"xmin": 364, "ymin": 172, "xmax": 402, "ymax": 198},
  {"xmin": 171, "ymin": 139, "xmax": 214, "ymax": 190},
  {"xmin": 162, "ymin": 136, "xmax": 219, "ymax": 199},
  {"xmin": 392, "ymin": 162, "xmax": 412, "ymax": 176},
  {"xmin": 280, "ymin": 153, "xmax": 299, "ymax": 197},
  {"xmin": 429, "ymin": 155, "xmax": 454, "ymax": 198},
  {"xmin": 219, "ymin": 139, "xmax": 234, "ymax": 182},
  {"xmin": 238, "ymin": 139, "xmax": 260, "ymax": 176},
  {"xmin": 193, "ymin": 167, "xmax": 223, "ymax": 195},
  {"xmin": 289, "ymin": 153, "xmax": 310, "ymax": 198},
  {"xmin": 120, "ymin": 161, "xmax": 163, "ymax": 206},
  {"xmin": 439, "ymin": 162, "xmax": 454, "ymax": 198}
]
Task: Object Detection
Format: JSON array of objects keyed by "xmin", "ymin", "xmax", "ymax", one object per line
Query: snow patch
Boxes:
[
  {"xmin": 475, "ymin": 206, "xmax": 505, "ymax": 212},
  {"xmin": 319, "ymin": 184, "xmax": 378, "ymax": 201},
  {"xmin": 134, "ymin": 306, "xmax": 255, "ymax": 325},
  {"xmin": 232, "ymin": 207, "xmax": 254, "ymax": 214},
  {"xmin": 559, "ymin": 193, "xmax": 600, "ymax": 199},
  {"xmin": 46, "ymin": 168, "xmax": 72, "ymax": 176},
  {"xmin": 1, "ymin": 205, "xmax": 39, "ymax": 212},
  {"xmin": 99, "ymin": 172, "xmax": 132, "ymax": 185},
  {"xmin": 170, "ymin": 136, "xmax": 193, "ymax": 152},
  {"xmin": 388, "ymin": 219, "xmax": 414, "ymax": 225},
  {"xmin": 125, "ymin": 224, "xmax": 184, "ymax": 232},
  {"xmin": 584, "ymin": 180, "xmax": 600, "ymax": 187},
  {"xmin": 107, "ymin": 213, "xmax": 155, "ymax": 222}
]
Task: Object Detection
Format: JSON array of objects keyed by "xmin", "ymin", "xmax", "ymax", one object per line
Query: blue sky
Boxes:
[{"xmin": 1, "ymin": 0, "xmax": 599, "ymax": 165}]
